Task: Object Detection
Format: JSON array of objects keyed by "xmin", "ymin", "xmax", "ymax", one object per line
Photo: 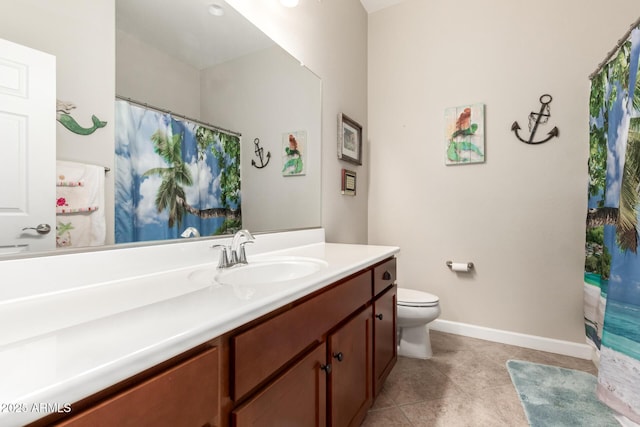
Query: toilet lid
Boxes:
[{"xmin": 397, "ymin": 288, "xmax": 439, "ymax": 307}]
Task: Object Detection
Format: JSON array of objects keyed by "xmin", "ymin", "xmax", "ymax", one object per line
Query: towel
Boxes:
[{"xmin": 55, "ymin": 160, "xmax": 106, "ymax": 248}]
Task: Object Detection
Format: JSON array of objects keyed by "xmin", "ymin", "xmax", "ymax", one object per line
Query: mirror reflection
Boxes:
[{"xmin": 0, "ymin": 0, "xmax": 321, "ymax": 258}]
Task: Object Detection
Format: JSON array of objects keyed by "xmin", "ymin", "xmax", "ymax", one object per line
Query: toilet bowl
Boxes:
[{"xmin": 397, "ymin": 288, "xmax": 440, "ymax": 359}]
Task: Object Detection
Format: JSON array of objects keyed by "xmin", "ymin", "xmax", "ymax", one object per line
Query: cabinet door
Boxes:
[
  {"xmin": 328, "ymin": 309, "xmax": 372, "ymax": 427},
  {"xmin": 373, "ymin": 285, "xmax": 397, "ymax": 397},
  {"xmin": 232, "ymin": 343, "xmax": 327, "ymax": 427},
  {"xmin": 58, "ymin": 347, "xmax": 219, "ymax": 427}
]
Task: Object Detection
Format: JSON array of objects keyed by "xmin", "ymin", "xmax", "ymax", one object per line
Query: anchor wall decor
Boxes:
[
  {"xmin": 511, "ymin": 94, "xmax": 559, "ymax": 144},
  {"xmin": 251, "ymin": 137, "xmax": 271, "ymax": 169}
]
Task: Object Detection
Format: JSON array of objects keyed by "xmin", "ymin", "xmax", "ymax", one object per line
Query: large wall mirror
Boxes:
[{"xmin": 0, "ymin": 0, "xmax": 322, "ymax": 258}]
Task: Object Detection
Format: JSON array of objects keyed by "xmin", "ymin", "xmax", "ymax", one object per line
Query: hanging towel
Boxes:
[{"xmin": 55, "ymin": 160, "xmax": 106, "ymax": 248}]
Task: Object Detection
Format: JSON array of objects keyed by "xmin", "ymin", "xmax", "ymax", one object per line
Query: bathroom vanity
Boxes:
[{"xmin": 1, "ymin": 230, "xmax": 398, "ymax": 427}]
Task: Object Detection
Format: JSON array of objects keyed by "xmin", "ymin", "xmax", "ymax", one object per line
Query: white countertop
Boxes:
[{"xmin": 0, "ymin": 236, "xmax": 398, "ymax": 426}]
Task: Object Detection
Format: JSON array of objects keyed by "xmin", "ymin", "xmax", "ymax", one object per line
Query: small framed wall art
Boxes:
[
  {"xmin": 444, "ymin": 103, "xmax": 485, "ymax": 165},
  {"xmin": 282, "ymin": 130, "xmax": 306, "ymax": 176},
  {"xmin": 341, "ymin": 169, "xmax": 356, "ymax": 196},
  {"xmin": 338, "ymin": 113, "xmax": 362, "ymax": 165}
]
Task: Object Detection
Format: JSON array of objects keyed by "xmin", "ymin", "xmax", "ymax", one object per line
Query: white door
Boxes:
[{"xmin": 0, "ymin": 38, "xmax": 56, "ymax": 254}]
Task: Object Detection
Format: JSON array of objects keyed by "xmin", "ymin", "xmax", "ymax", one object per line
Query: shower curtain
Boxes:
[
  {"xmin": 585, "ymin": 23, "xmax": 640, "ymax": 423},
  {"xmin": 115, "ymin": 100, "xmax": 241, "ymax": 243}
]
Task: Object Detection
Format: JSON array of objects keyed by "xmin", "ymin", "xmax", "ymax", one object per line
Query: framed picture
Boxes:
[
  {"xmin": 341, "ymin": 169, "xmax": 356, "ymax": 196},
  {"xmin": 282, "ymin": 130, "xmax": 306, "ymax": 176},
  {"xmin": 338, "ymin": 113, "xmax": 362, "ymax": 165},
  {"xmin": 444, "ymin": 103, "xmax": 485, "ymax": 165}
]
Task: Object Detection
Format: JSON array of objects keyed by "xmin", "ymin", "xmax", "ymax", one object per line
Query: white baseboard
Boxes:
[{"xmin": 430, "ymin": 319, "xmax": 594, "ymax": 360}]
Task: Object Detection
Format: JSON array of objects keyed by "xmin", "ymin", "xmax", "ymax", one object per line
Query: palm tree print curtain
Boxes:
[
  {"xmin": 585, "ymin": 25, "xmax": 640, "ymax": 423},
  {"xmin": 115, "ymin": 100, "xmax": 241, "ymax": 243}
]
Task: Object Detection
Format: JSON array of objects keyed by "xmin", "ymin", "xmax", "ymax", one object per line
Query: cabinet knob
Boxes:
[
  {"xmin": 382, "ymin": 271, "xmax": 391, "ymax": 280},
  {"xmin": 320, "ymin": 363, "xmax": 332, "ymax": 374},
  {"xmin": 375, "ymin": 313, "xmax": 384, "ymax": 320},
  {"xmin": 332, "ymin": 352, "xmax": 344, "ymax": 362}
]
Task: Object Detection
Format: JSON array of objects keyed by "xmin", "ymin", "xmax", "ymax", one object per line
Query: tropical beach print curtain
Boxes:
[
  {"xmin": 585, "ymin": 24, "xmax": 640, "ymax": 423},
  {"xmin": 115, "ymin": 100, "xmax": 241, "ymax": 243}
]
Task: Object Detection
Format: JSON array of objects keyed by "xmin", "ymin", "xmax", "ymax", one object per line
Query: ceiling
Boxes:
[
  {"xmin": 116, "ymin": 0, "xmax": 409, "ymax": 71},
  {"xmin": 359, "ymin": 0, "xmax": 408, "ymax": 14},
  {"xmin": 116, "ymin": 0, "xmax": 274, "ymax": 70}
]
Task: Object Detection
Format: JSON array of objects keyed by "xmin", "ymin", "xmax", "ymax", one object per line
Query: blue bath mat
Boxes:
[{"xmin": 506, "ymin": 360, "xmax": 619, "ymax": 427}]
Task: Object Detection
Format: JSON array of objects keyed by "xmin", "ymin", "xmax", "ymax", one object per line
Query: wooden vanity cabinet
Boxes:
[
  {"xmin": 229, "ymin": 257, "xmax": 398, "ymax": 427},
  {"xmin": 231, "ymin": 271, "xmax": 373, "ymax": 427},
  {"xmin": 231, "ymin": 271, "xmax": 371, "ymax": 402},
  {"xmin": 56, "ymin": 346, "xmax": 220, "ymax": 427},
  {"xmin": 232, "ymin": 305, "xmax": 373, "ymax": 427},
  {"xmin": 372, "ymin": 258, "xmax": 397, "ymax": 397}
]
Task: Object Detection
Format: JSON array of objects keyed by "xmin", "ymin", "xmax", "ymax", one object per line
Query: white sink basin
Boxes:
[{"xmin": 188, "ymin": 256, "xmax": 328, "ymax": 287}]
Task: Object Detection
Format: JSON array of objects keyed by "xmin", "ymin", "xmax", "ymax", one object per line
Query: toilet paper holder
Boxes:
[{"xmin": 446, "ymin": 261, "xmax": 474, "ymax": 270}]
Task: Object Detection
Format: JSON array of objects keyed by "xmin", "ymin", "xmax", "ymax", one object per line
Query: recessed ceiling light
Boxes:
[
  {"xmin": 280, "ymin": 0, "xmax": 299, "ymax": 7},
  {"xmin": 208, "ymin": 4, "xmax": 225, "ymax": 16}
]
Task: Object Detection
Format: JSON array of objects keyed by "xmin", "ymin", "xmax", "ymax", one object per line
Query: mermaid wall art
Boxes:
[
  {"xmin": 444, "ymin": 104, "xmax": 485, "ymax": 165},
  {"xmin": 282, "ymin": 131, "xmax": 306, "ymax": 176}
]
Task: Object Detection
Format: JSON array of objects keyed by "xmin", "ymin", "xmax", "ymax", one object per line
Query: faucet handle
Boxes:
[
  {"xmin": 211, "ymin": 244, "xmax": 230, "ymax": 268},
  {"xmin": 237, "ymin": 241, "xmax": 254, "ymax": 264}
]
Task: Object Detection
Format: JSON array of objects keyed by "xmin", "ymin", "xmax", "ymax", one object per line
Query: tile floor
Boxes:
[{"xmin": 361, "ymin": 330, "xmax": 597, "ymax": 427}]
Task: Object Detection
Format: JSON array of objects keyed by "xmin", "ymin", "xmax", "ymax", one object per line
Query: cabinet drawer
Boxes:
[
  {"xmin": 232, "ymin": 271, "xmax": 372, "ymax": 400},
  {"xmin": 58, "ymin": 347, "xmax": 219, "ymax": 427},
  {"xmin": 373, "ymin": 258, "xmax": 396, "ymax": 296}
]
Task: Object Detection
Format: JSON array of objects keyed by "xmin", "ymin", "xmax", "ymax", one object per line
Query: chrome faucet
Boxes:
[
  {"xmin": 230, "ymin": 229, "xmax": 255, "ymax": 265},
  {"xmin": 211, "ymin": 229, "xmax": 255, "ymax": 268}
]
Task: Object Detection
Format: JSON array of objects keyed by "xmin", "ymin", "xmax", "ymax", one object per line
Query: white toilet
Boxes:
[{"xmin": 397, "ymin": 288, "xmax": 441, "ymax": 359}]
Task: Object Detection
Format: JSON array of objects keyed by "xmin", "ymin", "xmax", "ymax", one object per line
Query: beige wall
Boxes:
[
  {"xmin": 367, "ymin": 0, "xmax": 639, "ymax": 343},
  {"xmin": 116, "ymin": 29, "xmax": 201, "ymax": 119},
  {"xmin": 226, "ymin": 0, "xmax": 369, "ymax": 244}
]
